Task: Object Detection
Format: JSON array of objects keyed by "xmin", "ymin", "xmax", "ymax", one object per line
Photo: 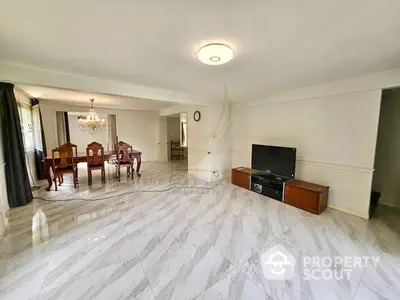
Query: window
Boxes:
[
  {"xmin": 32, "ymin": 106, "xmax": 43, "ymax": 151},
  {"xmin": 18, "ymin": 103, "xmax": 35, "ymax": 152}
]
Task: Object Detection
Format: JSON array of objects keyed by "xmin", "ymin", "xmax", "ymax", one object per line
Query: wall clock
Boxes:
[{"xmin": 193, "ymin": 111, "xmax": 201, "ymax": 122}]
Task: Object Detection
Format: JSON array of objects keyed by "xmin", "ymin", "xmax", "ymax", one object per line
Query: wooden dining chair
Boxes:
[
  {"xmin": 86, "ymin": 142, "xmax": 105, "ymax": 185},
  {"xmin": 116, "ymin": 141, "xmax": 134, "ymax": 180},
  {"xmin": 52, "ymin": 142, "xmax": 78, "ymax": 191}
]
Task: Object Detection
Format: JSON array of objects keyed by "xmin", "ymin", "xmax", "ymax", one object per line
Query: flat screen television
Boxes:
[{"xmin": 251, "ymin": 144, "xmax": 296, "ymax": 178}]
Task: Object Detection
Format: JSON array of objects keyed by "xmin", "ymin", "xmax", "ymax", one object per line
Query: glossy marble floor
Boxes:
[{"xmin": 0, "ymin": 161, "xmax": 400, "ymax": 300}]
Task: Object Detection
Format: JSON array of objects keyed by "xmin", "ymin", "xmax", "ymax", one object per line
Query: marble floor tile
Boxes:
[
  {"xmin": 241, "ymin": 238, "xmax": 359, "ymax": 300},
  {"xmin": 146, "ymin": 243, "xmax": 234, "ymax": 300},
  {"xmin": 360, "ymin": 257, "xmax": 400, "ymax": 300},
  {"xmin": 372, "ymin": 205, "xmax": 400, "ymax": 229},
  {"xmin": 304, "ymin": 207, "xmax": 379, "ymax": 244},
  {"xmin": 213, "ymin": 183, "xmax": 254, "ymax": 216},
  {"xmin": 197, "ymin": 211, "xmax": 275, "ymax": 265},
  {"xmin": 195, "ymin": 268, "xmax": 269, "ymax": 300},
  {"xmin": 34, "ymin": 254, "xmax": 155, "ymax": 300},
  {"xmin": 41, "ymin": 220, "xmax": 129, "ymax": 290},
  {"xmin": 374, "ymin": 222, "xmax": 400, "ymax": 255},
  {"xmin": 353, "ymin": 282, "xmax": 389, "ymax": 300},
  {"xmin": 0, "ymin": 161, "xmax": 399, "ymax": 299},
  {"xmin": 359, "ymin": 222, "xmax": 400, "ymax": 299},
  {"xmin": 238, "ymin": 194, "xmax": 304, "ymax": 237},
  {"xmin": 281, "ymin": 216, "xmax": 377, "ymax": 256},
  {"xmin": 280, "ymin": 218, "xmax": 376, "ymax": 284},
  {"xmin": 0, "ymin": 253, "xmax": 49, "ymax": 300},
  {"xmin": 172, "ymin": 189, "xmax": 230, "ymax": 229}
]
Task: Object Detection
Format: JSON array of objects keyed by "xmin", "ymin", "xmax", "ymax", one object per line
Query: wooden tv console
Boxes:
[{"xmin": 231, "ymin": 167, "xmax": 329, "ymax": 215}]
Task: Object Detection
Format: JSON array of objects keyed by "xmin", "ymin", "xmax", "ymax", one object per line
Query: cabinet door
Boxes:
[
  {"xmin": 232, "ymin": 170, "xmax": 250, "ymax": 190},
  {"xmin": 284, "ymin": 185, "xmax": 319, "ymax": 214}
]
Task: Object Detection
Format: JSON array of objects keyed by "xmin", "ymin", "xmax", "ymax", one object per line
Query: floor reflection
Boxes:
[{"xmin": 32, "ymin": 208, "xmax": 49, "ymax": 245}]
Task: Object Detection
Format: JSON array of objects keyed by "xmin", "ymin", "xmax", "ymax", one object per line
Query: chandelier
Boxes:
[{"xmin": 78, "ymin": 99, "xmax": 106, "ymax": 135}]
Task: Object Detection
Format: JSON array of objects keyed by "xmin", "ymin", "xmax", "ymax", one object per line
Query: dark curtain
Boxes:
[{"xmin": 0, "ymin": 83, "xmax": 33, "ymax": 207}]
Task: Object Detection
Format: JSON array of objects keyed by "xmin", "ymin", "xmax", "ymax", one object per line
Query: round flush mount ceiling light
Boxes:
[{"xmin": 197, "ymin": 43, "xmax": 234, "ymax": 65}]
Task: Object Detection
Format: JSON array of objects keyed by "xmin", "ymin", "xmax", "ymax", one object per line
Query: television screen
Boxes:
[{"xmin": 251, "ymin": 144, "xmax": 296, "ymax": 178}]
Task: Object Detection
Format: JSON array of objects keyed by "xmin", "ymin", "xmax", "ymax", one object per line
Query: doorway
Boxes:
[
  {"xmin": 372, "ymin": 88, "xmax": 400, "ymax": 215},
  {"xmin": 158, "ymin": 112, "xmax": 188, "ymax": 169}
]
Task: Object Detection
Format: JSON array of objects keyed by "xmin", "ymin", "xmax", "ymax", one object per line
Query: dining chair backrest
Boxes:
[
  {"xmin": 117, "ymin": 141, "xmax": 132, "ymax": 164},
  {"xmin": 86, "ymin": 142, "xmax": 104, "ymax": 166},
  {"xmin": 52, "ymin": 142, "xmax": 77, "ymax": 169}
]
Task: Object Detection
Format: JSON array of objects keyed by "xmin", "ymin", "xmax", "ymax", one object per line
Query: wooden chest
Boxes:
[
  {"xmin": 284, "ymin": 179, "xmax": 329, "ymax": 214},
  {"xmin": 231, "ymin": 167, "xmax": 258, "ymax": 190}
]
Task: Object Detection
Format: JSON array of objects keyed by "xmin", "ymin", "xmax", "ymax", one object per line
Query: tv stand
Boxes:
[
  {"xmin": 250, "ymin": 173, "xmax": 290, "ymax": 201},
  {"xmin": 231, "ymin": 167, "xmax": 330, "ymax": 214},
  {"xmin": 231, "ymin": 167, "xmax": 290, "ymax": 201}
]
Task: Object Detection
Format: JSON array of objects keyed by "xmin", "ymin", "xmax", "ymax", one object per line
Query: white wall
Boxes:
[
  {"xmin": 167, "ymin": 117, "xmax": 180, "ymax": 160},
  {"xmin": 232, "ymin": 90, "xmax": 382, "ymax": 219},
  {"xmin": 40, "ymin": 100, "xmax": 159, "ymax": 161},
  {"xmin": 160, "ymin": 104, "xmax": 232, "ymax": 181},
  {"xmin": 373, "ymin": 89, "xmax": 400, "ymax": 207}
]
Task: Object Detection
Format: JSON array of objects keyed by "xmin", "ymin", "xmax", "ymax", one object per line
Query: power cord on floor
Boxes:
[
  {"xmin": 25, "ymin": 151, "xmax": 41, "ymax": 191},
  {"xmin": 33, "ymin": 173, "xmax": 221, "ymax": 202}
]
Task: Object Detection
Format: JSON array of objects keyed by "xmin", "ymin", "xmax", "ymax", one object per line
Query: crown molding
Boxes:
[{"xmin": 0, "ymin": 61, "xmax": 210, "ymax": 106}]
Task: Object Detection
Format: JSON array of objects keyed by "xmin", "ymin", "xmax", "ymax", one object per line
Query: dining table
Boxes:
[{"xmin": 43, "ymin": 150, "xmax": 142, "ymax": 191}]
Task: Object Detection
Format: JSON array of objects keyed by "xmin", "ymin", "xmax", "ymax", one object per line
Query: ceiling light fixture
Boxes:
[
  {"xmin": 78, "ymin": 99, "xmax": 106, "ymax": 135},
  {"xmin": 197, "ymin": 43, "xmax": 234, "ymax": 65}
]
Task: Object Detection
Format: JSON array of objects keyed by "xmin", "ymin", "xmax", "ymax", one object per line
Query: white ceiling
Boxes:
[
  {"xmin": 2, "ymin": 0, "xmax": 400, "ymax": 102},
  {"xmin": 17, "ymin": 85, "xmax": 178, "ymax": 110}
]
